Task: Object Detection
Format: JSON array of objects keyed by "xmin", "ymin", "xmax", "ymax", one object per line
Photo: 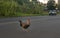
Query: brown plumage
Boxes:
[{"xmin": 19, "ymin": 18, "xmax": 30, "ymax": 29}]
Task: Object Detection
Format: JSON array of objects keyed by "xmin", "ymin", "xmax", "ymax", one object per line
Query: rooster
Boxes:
[{"xmin": 19, "ymin": 18, "xmax": 31, "ymax": 32}]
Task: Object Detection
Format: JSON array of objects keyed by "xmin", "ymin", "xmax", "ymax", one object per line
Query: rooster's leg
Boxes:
[
  {"xmin": 21, "ymin": 28, "xmax": 31, "ymax": 32},
  {"xmin": 25, "ymin": 29, "xmax": 31, "ymax": 32},
  {"xmin": 21, "ymin": 27, "xmax": 26, "ymax": 32}
]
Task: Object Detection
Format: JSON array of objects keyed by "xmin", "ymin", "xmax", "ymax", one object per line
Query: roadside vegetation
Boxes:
[{"xmin": 0, "ymin": 0, "xmax": 58, "ymax": 17}]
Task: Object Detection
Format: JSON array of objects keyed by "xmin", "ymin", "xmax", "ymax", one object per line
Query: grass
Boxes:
[
  {"xmin": 0, "ymin": 12, "xmax": 49, "ymax": 18},
  {"xmin": 16, "ymin": 12, "xmax": 49, "ymax": 17}
]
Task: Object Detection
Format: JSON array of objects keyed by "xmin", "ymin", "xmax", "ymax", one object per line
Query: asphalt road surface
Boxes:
[{"xmin": 0, "ymin": 16, "xmax": 60, "ymax": 38}]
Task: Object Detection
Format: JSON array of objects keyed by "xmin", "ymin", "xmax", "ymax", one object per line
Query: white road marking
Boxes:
[
  {"xmin": 0, "ymin": 21, "xmax": 19, "ymax": 25},
  {"xmin": 0, "ymin": 16, "xmax": 60, "ymax": 25}
]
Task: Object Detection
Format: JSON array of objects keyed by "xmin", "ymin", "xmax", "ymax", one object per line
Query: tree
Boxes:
[
  {"xmin": 47, "ymin": 0, "xmax": 56, "ymax": 10},
  {"xmin": 14, "ymin": 0, "xmax": 30, "ymax": 5},
  {"xmin": 0, "ymin": 0, "xmax": 20, "ymax": 16}
]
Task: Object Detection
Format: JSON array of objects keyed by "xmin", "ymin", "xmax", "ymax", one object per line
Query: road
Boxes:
[{"xmin": 0, "ymin": 16, "xmax": 60, "ymax": 38}]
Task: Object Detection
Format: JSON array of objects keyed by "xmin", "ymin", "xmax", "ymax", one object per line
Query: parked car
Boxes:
[{"xmin": 49, "ymin": 10, "xmax": 57, "ymax": 16}]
